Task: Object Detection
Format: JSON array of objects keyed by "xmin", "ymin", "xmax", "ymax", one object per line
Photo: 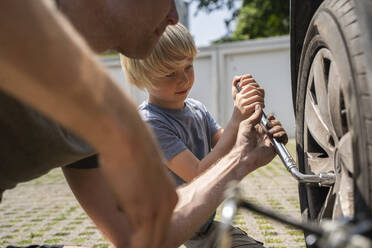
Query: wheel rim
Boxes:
[{"xmin": 304, "ymin": 48, "xmax": 354, "ymax": 221}]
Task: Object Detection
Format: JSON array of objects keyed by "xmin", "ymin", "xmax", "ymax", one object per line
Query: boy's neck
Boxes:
[{"xmin": 148, "ymin": 96, "xmax": 185, "ymax": 110}]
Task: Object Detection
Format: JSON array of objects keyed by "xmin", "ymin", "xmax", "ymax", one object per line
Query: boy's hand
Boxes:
[
  {"xmin": 231, "ymin": 74, "xmax": 265, "ymax": 121},
  {"xmin": 266, "ymin": 114, "xmax": 288, "ymax": 145}
]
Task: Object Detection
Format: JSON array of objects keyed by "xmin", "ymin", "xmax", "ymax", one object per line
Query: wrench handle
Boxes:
[{"xmin": 235, "ymin": 82, "xmax": 296, "ymax": 171}]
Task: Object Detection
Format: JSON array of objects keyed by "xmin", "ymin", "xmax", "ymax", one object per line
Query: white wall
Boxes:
[{"xmin": 100, "ymin": 35, "xmax": 295, "ymax": 137}]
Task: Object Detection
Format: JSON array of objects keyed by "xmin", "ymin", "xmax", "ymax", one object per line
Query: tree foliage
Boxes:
[{"xmin": 190, "ymin": 0, "xmax": 290, "ymax": 43}]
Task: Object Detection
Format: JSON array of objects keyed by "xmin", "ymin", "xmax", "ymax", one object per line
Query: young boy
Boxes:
[{"xmin": 121, "ymin": 23, "xmax": 288, "ymax": 248}]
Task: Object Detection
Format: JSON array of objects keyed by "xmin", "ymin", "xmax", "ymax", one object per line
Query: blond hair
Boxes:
[{"xmin": 120, "ymin": 23, "xmax": 197, "ymax": 90}]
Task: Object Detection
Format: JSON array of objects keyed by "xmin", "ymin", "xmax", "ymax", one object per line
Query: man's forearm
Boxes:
[
  {"xmin": 164, "ymin": 147, "xmax": 254, "ymax": 248},
  {"xmin": 63, "ymin": 168, "xmax": 133, "ymax": 247}
]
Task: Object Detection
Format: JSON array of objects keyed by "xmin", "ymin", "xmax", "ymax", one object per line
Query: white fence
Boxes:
[{"xmin": 101, "ymin": 35, "xmax": 296, "ymax": 138}]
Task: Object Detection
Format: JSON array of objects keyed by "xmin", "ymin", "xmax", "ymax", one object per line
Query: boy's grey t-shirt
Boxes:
[{"xmin": 138, "ymin": 98, "xmax": 221, "ymax": 234}]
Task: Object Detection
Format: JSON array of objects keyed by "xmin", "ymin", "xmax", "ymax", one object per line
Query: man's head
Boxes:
[{"xmin": 59, "ymin": 0, "xmax": 178, "ymax": 58}]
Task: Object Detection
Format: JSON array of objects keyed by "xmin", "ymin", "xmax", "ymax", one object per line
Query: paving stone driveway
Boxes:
[{"xmin": 0, "ymin": 140, "xmax": 306, "ymax": 248}]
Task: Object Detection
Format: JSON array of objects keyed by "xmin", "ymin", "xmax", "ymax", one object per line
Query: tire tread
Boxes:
[
  {"xmin": 297, "ymin": 0, "xmax": 372, "ymax": 219},
  {"xmin": 329, "ymin": 0, "xmax": 372, "ymax": 172}
]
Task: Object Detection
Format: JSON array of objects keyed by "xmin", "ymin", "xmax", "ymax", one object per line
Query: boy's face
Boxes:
[{"xmin": 148, "ymin": 58, "xmax": 195, "ymax": 109}]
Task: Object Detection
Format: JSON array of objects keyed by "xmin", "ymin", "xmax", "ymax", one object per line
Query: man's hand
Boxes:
[
  {"xmin": 231, "ymin": 74, "xmax": 265, "ymax": 122},
  {"xmin": 232, "ymin": 105, "xmax": 288, "ymax": 175}
]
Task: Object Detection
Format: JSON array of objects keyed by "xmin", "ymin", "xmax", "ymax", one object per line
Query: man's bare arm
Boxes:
[
  {"xmin": 63, "ymin": 147, "xmax": 252, "ymax": 248},
  {"xmin": 63, "ymin": 167, "xmax": 133, "ymax": 247},
  {"xmin": 0, "ymin": 1, "xmax": 177, "ymax": 247},
  {"xmin": 63, "ymin": 106, "xmax": 271, "ymax": 248}
]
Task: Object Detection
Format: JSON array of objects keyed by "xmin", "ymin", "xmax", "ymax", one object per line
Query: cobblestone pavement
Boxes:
[{"xmin": 0, "ymin": 140, "xmax": 305, "ymax": 248}]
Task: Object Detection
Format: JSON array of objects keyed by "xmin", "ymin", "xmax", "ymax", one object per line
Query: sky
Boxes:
[{"xmin": 188, "ymin": 2, "xmax": 240, "ymax": 47}]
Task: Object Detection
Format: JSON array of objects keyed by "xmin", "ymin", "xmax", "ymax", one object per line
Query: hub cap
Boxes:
[{"xmin": 304, "ymin": 48, "xmax": 354, "ymax": 221}]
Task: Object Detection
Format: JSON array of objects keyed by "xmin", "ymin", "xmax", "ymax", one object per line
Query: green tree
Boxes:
[{"xmin": 192, "ymin": 0, "xmax": 289, "ymax": 43}]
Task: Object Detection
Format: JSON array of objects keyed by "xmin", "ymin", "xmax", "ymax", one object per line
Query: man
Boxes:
[
  {"xmin": 0, "ymin": 1, "xmax": 285, "ymax": 247},
  {"xmin": 0, "ymin": 1, "xmax": 178, "ymax": 247}
]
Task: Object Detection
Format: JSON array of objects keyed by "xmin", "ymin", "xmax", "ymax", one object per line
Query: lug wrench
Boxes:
[{"xmin": 235, "ymin": 81, "xmax": 335, "ymax": 186}]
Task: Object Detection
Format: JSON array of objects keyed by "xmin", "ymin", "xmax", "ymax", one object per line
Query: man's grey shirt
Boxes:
[
  {"xmin": 138, "ymin": 98, "xmax": 221, "ymax": 234},
  {"xmin": 0, "ymin": 91, "xmax": 96, "ymax": 199}
]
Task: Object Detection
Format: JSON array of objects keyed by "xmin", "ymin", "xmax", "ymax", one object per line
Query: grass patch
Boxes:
[
  {"xmin": 79, "ymin": 231, "xmax": 95, "ymax": 236},
  {"xmin": 288, "ymin": 230, "xmax": 304, "ymax": 236},
  {"xmin": 259, "ymin": 225, "xmax": 274, "ymax": 230},
  {"xmin": 30, "ymin": 232, "xmax": 44, "ymax": 238},
  {"xmin": 2, "ymin": 235, "xmax": 18, "ymax": 239},
  {"xmin": 94, "ymin": 244, "xmax": 109, "ymax": 248},
  {"xmin": 263, "ymin": 231, "xmax": 278, "ymax": 236},
  {"xmin": 23, "ymin": 223, "xmax": 36, "ymax": 227},
  {"xmin": 9, "ymin": 219, "xmax": 22, "ymax": 223},
  {"xmin": 256, "ymin": 168, "xmax": 269, "ymax": 177},
  {"xmin": 4, "ymin": 212, "xmax": 17, "ymax": 215},
  {"xmin": 63, "ymin": 226, "xmax": 76, "ymax": 231},
  {"xmin": 18, "ymin": 215, "xmax": 32, "ymax": 218},
  {"xmin": 46, "ymin": 221, "xmax": 59, "ymax": 226},
  {"xmin": 294, "ymin": 237, "xmax": 305, "ymax": 242},
  {"xmin": 52, "ymin": 216, "xmax": 66, "ymax": 221},
  {"xmin": 69, "ymin": 221, "xmax": 83, "ymax": 225},
  {"xmin": 67, "ymin": 206, "xmax": 79, "ymax": 212},
  {"xmin": 265, "ymin": 238, "xmax": 283, "ymax": 243},
  {"xmin": 0, "ymin": 224, "xmax": 13, "ymax": 228},
  {"xmin": 31, "ymin": 218, "xmax": 44, "ymax": 222},
  {"xmin": 13, "ymin": 207, "xmax": 26, "ymax": 211},
  {"xmin": 45, "ymin": 238, "xmax": 62, "ymax": 244},
  {"xmin": 233, "ymin": 220, "xmax": 246, "ymax": 225},
  {"xmin": 75, "ymin": 216, "xmax": 88, "ymax": 220},
  {"xmin": 253, "ymin": 215, "xmax": 266, "ymax": 220},
  {"xmin": 267, "ymin": 199, "xmax": 281, "ymax": 207},
  {"xmin": 53, "ymin": 232, "xmax": 70, "ymax": 236},
  {"xmin": 38, "ymin": 227, "xmax": 52, "ymax": 232},
  {"xmin": 38, "ymin": 214, "xmax": 50, "ymax": 218},
  {"xmin": 265, "ymin": 164, "xmax": 280, "ymax": 176},
  {"xmin": 285, "ymin": 225, "xmax": 298, "ymax": 230},
  {"xmin": 71, "ymin": 238, "xmax": 87, "ymax": 243},
  {"xmin": 0, "ymin": 240, "xmax": 9, "ymax": 246},
  {"xmin": 16, "ymin": 240, "xmax": 33, "ymax": 245}
]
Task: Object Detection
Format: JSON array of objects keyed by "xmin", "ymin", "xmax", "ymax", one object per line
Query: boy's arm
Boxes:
[
  {"xmin": 211, "ymin": 129, "xmax": 223, "ymax": 147},
  {"xmin": 167, "ymin": 114, "xmax": 239, "ymax": 182},
  {"xmin": 168, "ymin": 75, "xmax": 265, "ymax": 182},
  {"xmin": 0, "ymin": 1, "xmax": 177, "ymax": 247}
]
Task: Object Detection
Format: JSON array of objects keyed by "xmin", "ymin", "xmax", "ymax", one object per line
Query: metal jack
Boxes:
[
  {"xmin": 218, "ymin": 181, "xmax": 240, "ymax": 248},
  {"xmin": 219, "ymin": 184, "xmax": 372, "ymax": 248}
]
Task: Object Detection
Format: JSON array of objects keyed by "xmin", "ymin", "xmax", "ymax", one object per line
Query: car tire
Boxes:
[{"xmin": 295, "ymin": 0, "xmax": 372, "ymax": 242}]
